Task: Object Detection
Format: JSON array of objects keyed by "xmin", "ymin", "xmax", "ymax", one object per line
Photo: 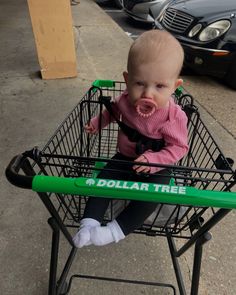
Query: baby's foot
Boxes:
[
  {"xmin": 90, "ymin": 220, "xmax": 125, "ymax": 246},
  {"xmin": 73, "ymin": 218, "xmax": 100, "ymax": 248},
  {"xmin": 73, "ymin": 227, "xmax": 91, "ymax": 248}
]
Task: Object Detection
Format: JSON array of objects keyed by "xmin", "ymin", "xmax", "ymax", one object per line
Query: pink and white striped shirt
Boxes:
[{"xmin": 91, "ymin": 91, "xmax": 189, "ymax": 173}]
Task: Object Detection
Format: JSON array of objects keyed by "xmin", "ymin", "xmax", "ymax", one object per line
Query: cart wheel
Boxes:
[{"xmin": 59, "ymin": 281, "xmax": 68, "ymax": 295}]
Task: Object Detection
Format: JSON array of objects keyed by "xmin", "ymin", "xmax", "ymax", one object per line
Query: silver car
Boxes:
[{"xmin": 123, "ymin": 0, "xmax": 174, "ymax": 23}]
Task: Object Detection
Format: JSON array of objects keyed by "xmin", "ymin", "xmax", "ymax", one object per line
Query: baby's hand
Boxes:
[
  {"xmin": 133, "ymin": 155, "xmax": 151, "ymax": 173},
  {"xmin": 84, "ymin": 123, "xmax": 97, "ymax": 134}
]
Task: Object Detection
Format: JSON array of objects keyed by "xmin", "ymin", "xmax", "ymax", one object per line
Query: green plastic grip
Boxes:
[
  {"xmin": 175, "ymin": 86, "xmax": 184, "ymax": 97},
  {"xmin": 92, "ymin": 79, "xmax": 115, "ymax": 88},
  {"xmin": 32, "ymin": 175, "xmax": 236, "ymax": 209}
]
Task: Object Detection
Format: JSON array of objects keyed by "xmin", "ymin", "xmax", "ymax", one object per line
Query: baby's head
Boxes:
[
  {"xmin": 123, "ymin": 30, "xmax": 184, "ymax": 117},
  {"xmin": 127, "ymin": 30, "xmax": 184, "ymax": 77}
]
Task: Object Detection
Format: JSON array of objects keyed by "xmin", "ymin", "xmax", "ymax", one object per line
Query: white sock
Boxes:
[
  {"xmin": 73, "ymin": 218, "xmax": 100, "ymax": 248},
  {"xmin": 90, "ymin": 219, "xmax": 125, "ymax": 246}
]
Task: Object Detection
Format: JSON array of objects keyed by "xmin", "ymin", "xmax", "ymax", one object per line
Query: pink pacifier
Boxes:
[{"xmin": 135, "ymin": 98, "xmax": 158, "ymax": 118}]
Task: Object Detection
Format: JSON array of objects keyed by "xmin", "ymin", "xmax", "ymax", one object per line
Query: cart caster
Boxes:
[{"xmin": 59, "ymin": 281, "xmax": 68, "ymax": 295}]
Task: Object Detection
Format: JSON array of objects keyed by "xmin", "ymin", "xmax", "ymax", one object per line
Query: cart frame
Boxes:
[{"xmin": 6, "ymin": 80, "xmax": 236, "ymax": 295}]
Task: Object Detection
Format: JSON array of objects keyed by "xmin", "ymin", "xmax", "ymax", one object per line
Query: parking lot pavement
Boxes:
[{"xmin": 182, "ymin": 75, "xmax": 236, "ymax": 143}]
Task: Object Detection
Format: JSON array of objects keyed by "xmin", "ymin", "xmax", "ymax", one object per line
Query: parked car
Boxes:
[
  {"xmin": 154, "ymin": 0, "xmax": 236, "ymax": 89},
  {"xmin": 114, "ymin": 0, "xmax": 123, "ymax": 9},
  {"xmin": 123, "ymin": 0, "xmax": 175, "ymax": 23},
  {"xmin": 97, "ymin": 1, "xmax": 123, "ymax": 9}
]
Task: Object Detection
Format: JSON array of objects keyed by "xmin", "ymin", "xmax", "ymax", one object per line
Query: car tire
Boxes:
[
  {"xmin": 224, "ymin": 58, "xmax": 236, "ymax": 90},
  {"xmin": 114, "ymin": 0, "xmax": 123, "ymax": 9}
]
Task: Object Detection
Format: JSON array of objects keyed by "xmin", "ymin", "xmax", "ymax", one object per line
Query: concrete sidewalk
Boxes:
[{"xmin": 0, "ymin": 0, "xmax": 235, "ymax": 294}]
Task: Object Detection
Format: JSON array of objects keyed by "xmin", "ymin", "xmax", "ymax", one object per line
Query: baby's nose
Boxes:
[{"xmin": 142, "ymin": 87, "xmax": 153, "ymax": 99}]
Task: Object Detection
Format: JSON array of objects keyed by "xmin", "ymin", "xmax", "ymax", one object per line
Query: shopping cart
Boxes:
[{"xmin": 6, "ymin": 80, "xmax": 236, "ymax": 295}]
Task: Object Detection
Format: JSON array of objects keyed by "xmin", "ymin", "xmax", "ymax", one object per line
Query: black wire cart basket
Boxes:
[{"xmin": 6, "ymin": 80, "xmax": 236, "ymax": 295}]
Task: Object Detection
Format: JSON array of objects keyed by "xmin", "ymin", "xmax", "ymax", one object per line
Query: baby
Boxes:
[{"xmin": 73, "ymin": 29, "xmax": 189, "ymax": 248}]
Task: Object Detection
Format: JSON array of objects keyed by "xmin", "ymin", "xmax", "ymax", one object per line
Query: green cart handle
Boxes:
[
  {"xmin": 5, "ymin": 153, "xmax": 236, "ymax": 209},
  {"xmin": 32, "ymin": 175, "xmax": 236, "ymax": 210}
]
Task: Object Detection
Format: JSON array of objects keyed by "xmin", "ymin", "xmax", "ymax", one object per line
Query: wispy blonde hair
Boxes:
[{"xmin": 127, "ymin": 30, "xmax": 184, "ymax": 77}]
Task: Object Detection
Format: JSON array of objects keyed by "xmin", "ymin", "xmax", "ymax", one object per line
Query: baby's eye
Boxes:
[
  {"xmin": 156, "ymin": 84, "xmax": 165, "ymax": 89},
  {"xmin": 136, "ymin": 81, "xmax": 144, "ymax": 86}
]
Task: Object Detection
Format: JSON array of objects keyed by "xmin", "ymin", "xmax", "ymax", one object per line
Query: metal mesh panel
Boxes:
[{"xmin": 30, "ymin": 82, "xmax": 235, "ymax": 238}]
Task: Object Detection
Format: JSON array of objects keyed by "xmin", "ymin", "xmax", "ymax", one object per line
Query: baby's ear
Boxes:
[
  {"xmin": 123, "ymin": 71, "xmax": 128, "ymax": 84},
  {"xmin": 175, "ymin": 78, "xmax": 183, "ymax": 89}
]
